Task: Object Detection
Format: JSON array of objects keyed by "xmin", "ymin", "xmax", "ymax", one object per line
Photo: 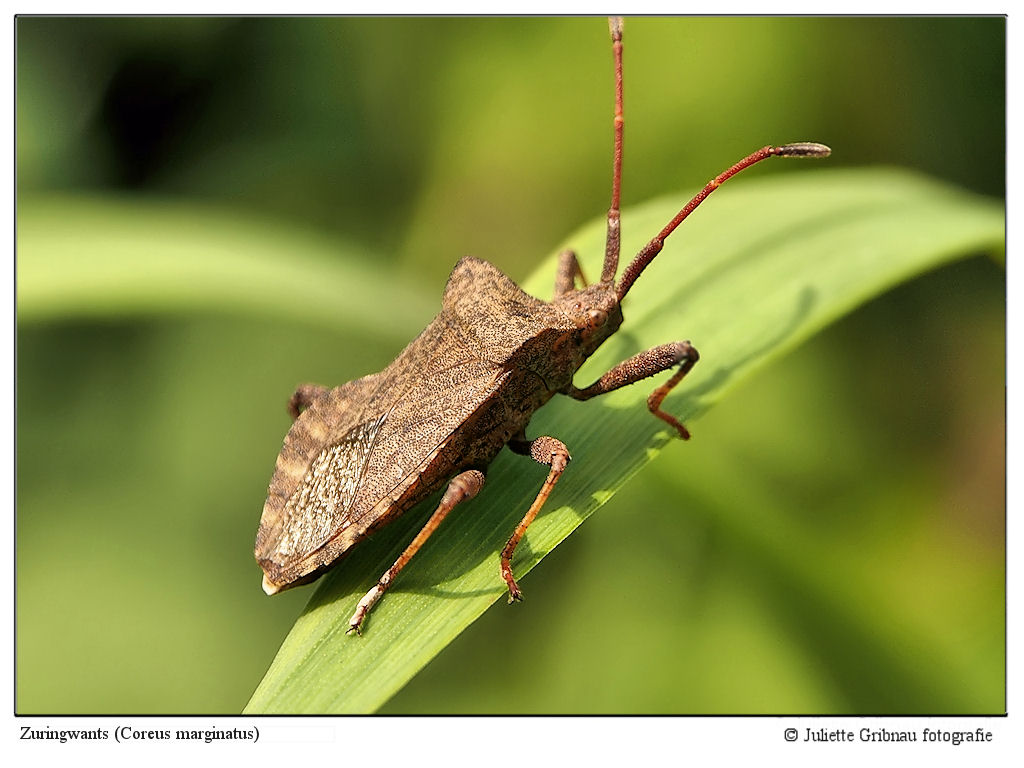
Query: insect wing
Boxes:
[
  {"xmin": 257, "ymin": 357, "xmax": 509, "ymax": 588},
  {"xmin": 348, "ymin": 359, "xmax": 508, "ymax": 516},
  {"xmin": 261, "ymin": 411, "xmax": 388, "ymax": 564}
]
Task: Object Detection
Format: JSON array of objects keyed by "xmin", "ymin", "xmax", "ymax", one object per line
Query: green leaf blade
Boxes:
[
  {"xmin": 16, "ymin": 195, "xmax": 437, "ymax": 337},
  {"xmin": 243, "ymin": 167, "xmax": 1003, "ymax": 714}
]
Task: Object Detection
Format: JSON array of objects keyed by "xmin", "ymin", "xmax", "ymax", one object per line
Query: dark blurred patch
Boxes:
[{"xmin": 96, "ymin": 53, "xmax": 213, "ymax": 187}]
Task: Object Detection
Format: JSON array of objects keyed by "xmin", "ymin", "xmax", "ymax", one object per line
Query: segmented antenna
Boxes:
[
  {"xmin": 600, "ymin": 16, "xmax": 625, "ymax": 284},
  {"xmin": 615, "ymin": 142, "xmax": 832, "ymax": 299}
]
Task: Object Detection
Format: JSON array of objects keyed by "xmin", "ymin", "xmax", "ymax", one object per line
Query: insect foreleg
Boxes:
[
  {"xmin": 501, "ymin": 435, "xmax": 572, "ymax": 602},
  {"xmin": 567, "ymin": 340, "xmax": 699, "ymax": 439},
  {"xmin": 287, "ymin": 383, "xmax": 328, "ymax": 420},
  {"xmin": 347, "ymin": 468, "xmax": 486, "ymax": 635},
  {"xmin": 553, "ymin": 249, "xmax": 588, "ymax": 297}
]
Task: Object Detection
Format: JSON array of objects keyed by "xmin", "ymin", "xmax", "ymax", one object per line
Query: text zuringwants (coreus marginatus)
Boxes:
[{"xmin": 255, "ymin": 17, "xmax": 830, "ymax": 634}]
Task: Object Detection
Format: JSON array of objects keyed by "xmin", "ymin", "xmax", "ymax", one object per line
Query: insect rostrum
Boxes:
[{"xmin": 255, "ymin": 18, "xmax": 830, "ymax": 635}]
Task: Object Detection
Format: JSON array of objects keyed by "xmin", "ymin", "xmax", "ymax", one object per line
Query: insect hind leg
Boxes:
[
  {"xmin": 287, "ymin": 383, "xmax": 328, "ymax": 420},
  {"xmin": 347, "ymin": 469, "xmax": 486, "ymax": 635}
]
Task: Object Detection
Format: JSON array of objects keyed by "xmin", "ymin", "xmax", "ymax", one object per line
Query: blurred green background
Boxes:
[{"xmin": 16, "ymin": 17, "xmax": 1004, "ymax": 713}]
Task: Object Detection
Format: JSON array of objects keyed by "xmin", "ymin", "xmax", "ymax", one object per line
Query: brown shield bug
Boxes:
[{"xmin": 255, "ymin": 17, "xmax": 830, "ymax": 634}]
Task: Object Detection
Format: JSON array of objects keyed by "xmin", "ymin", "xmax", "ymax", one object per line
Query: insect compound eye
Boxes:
[{"xmin": 586, "ymin": 309, "xmax": 609, "ymax": 328}]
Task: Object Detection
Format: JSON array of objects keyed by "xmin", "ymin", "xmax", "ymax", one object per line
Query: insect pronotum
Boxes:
[{"xmin": 254, "ymin": 18, "xmax": 830, "ymax": 634}]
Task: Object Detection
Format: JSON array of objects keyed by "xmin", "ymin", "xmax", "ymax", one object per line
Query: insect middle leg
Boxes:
[
  {"xmin": 501, "ymin": 434, "xmax": 572, "ymax": 602},
  {"xmin": 567, "ymin": 341, "xmax": 700, "ymax": 438},
  {"xmin": 347, "ymin": 468, "xmax": 485, "ymax": 635}
]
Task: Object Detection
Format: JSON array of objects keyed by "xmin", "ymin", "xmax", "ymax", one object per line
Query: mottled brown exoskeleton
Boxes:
[{"xmin": 255, "ymin": 17, "xmax": 830, "ymax": 634}]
